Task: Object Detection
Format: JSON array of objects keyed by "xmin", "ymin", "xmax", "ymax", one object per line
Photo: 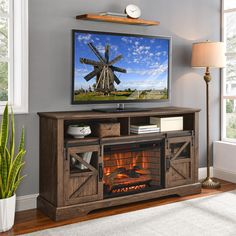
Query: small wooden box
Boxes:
[
  {"xmin": 150, "ymin": 116, "xmax": 183, "ymax": 132},
  {"xmin": 95, "ymin": 123, "xmax": 120, "ymax": 138}
]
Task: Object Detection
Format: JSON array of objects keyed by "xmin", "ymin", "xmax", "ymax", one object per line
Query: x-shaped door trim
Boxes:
[
  {"xmin": 168, "ymin": 140, "xmax": 191, "ymax": 180},
  {"xmin": 68, "ymin": 151, "xmax": 98, "ymax": 199}
]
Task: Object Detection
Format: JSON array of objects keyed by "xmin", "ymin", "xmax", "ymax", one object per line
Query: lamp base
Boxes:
[{"xmin": 201, "ymin": 177, "xmax": 221, "ymax": 189}]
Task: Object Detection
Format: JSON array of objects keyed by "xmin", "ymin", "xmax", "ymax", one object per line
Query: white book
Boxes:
[
  {"xmin": 130, "ymin": 124, "xmax": 158, "ymax": 129},
  {"xmin": 130, "ymin": 127, "xmax": 160, "ymax": 131},
  {"xmin": 131, "ymin": 129, "xmax": 160, "ymax": 134},
  {"xmin": 130, "ymin": 128, "xmax": 160, "ymax": 132}
]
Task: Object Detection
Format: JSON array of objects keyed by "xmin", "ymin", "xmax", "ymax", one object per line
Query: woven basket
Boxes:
[{"xmin": 95, "ymin": 123, "xmax": 120, "ymax": 138}]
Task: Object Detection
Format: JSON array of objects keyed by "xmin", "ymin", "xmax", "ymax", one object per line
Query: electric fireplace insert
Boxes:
[{"xmin": 103, "ymin": 141, "xmax": 165, "ymax": 198}]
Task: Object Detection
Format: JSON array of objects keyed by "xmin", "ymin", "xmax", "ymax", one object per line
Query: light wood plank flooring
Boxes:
[{"xmin": 1, "ymin": 179, "xmax": 236, "ymax": 235}]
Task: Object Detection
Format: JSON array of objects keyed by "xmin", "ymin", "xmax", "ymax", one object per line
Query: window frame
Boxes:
[
  {"xmin": 221, "ymin": 0, "xmax": 236, "ymax": 142},
  {"xmin": 0, "ymin": 0, "xmax": 28, "ymax": 114}
]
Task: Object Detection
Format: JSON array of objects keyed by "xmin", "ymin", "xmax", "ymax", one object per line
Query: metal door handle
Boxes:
[
  {"xmin": 99, "ymin": 163, "xmax": 103, "ymax": 181},
  {"xmin": 166, "ymin": 157, "xmax": 171, "ymax": 170}
]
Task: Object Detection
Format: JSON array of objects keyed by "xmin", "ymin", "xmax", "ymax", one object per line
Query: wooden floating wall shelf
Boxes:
[{"xmin": 76, "ymin": 14, "xmax": 160, "ymax": 26}]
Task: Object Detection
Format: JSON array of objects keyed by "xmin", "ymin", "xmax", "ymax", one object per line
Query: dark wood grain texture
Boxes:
[
  {"xmin": 39, "ymin": 118, "xmax": 58, "ymax": 205},
  {"xmin": 165, "ymin": 136, "xmax": 194, "ymax": 188},
  {"xmin": 194, "ymin": 112, "xmax": 200, "ymax": 182},
  {"xmin": 39, "ymin": 183, "xmax": 201, "ymax": 221},
  {"xmin": 37, "ymin": 107, "xmax": 201, "ymax": 221},
  {"xmin": 64, "ymin": 145, "xmax": 102, "ymax": 206},
  {"xmin": 38, "ymin": 107, "xmax": 201, "ymax": 119}
]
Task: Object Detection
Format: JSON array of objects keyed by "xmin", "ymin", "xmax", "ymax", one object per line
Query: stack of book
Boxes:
[{"xmin": 130, "ymin": 124, "xmax": 160, "ymax": 134}]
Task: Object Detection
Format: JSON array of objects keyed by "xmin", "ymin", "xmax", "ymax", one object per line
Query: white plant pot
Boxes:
[{"xmin": 0, "ymin": 194, "xmax": 16, "ymax": 232}]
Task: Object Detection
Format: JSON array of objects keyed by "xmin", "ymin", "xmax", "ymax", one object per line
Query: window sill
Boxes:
[
  {"xmin": 220, "ymin": 138, "xmax": 236, "ymax": 144},
  {"xmin": 0, "ymin": 105, "xmax": 29, "ymax": 115}
]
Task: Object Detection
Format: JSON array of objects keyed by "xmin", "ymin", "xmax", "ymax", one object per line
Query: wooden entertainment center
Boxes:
[{"xmin": 38, "ymin": 107, "xmax": 201, "ymax": 221}]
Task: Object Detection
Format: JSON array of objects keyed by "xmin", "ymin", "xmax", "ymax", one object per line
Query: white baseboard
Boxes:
[
  {"xmin": 214, "ymin": 168, "xmax": 236, "ymax": 183},
  {"xmin": 198, "ymin": 166, "xmax": 213, "ymax": 180},
  {"xmin": 14, "ymin": 167, "xmax": 213, "ymax": 212},
  {"xmin": 213, "ymin": 141, "xmax": 236, "ymax": 183},
  {"xmin": 16, "ymin": 194, "xmax": 38, "ymax": 212}
]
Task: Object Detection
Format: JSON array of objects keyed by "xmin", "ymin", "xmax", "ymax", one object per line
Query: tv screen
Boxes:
[{"xmin": 72, "ymin": 30, "xmax": 171, "ymax": 104}]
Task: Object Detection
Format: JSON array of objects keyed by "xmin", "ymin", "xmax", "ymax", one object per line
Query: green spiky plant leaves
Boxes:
[{"xmin": 0, "ymin": 105, "xmax": 26, "ymax": 199}]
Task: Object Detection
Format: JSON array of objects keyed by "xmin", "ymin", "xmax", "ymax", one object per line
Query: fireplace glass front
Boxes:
[{"xmin": 103, "ymin": 141, "xmax": 164, "ymax": 198}]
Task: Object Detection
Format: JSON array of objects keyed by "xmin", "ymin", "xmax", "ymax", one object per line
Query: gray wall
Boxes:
[{"xmin": 15, "ymin": 0, "xmax": 221, "ymax": 196}]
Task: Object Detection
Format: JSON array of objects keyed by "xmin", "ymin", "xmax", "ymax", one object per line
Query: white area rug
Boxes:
[{"xmin": 23, "ymin": 190, "xmax": 236, "ymax": 236}]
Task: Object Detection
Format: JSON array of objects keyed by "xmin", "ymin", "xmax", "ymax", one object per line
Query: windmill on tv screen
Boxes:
[{"xmin": 80, "ymin": 42, "xmax": 127, "ymax": 95}]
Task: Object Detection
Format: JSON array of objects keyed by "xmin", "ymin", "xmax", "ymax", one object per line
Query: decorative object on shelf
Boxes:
[
  {"xmin": 125, "ymin": 4, "xmax": 141, "ymax": 19},
  {"xmin": 0, "ymin": 105, "xmax": 26, "ymax": 232},
  {"xmin": 192, "ymin": 41, "xmax": 225, "ymax": 189},
  {"xmin": 99, "ymin": 12, "xmax": 127, "ymax": 18},
  {"xmin": 71, "ymin": 152, "xmax": 93, "ymax": 170},
  {"xmin": 67, "ymin": 125, "xmax": 91, "ymax": 139},
  {"xmin": 79, "ymin": 152, "xmax": 93, "ymax": 170},
  {"xmin": 150, "ymin": 117, "xmax": 183, "ymax": 132},
  {"xmin": 95, "ymin": 122, "xmax": 120, "ymax": 138}
]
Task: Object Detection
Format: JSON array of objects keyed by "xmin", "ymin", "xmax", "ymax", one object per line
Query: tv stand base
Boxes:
[{"xmin": 37, "ymin": 183, "xmax": 201, "ymax": 221}]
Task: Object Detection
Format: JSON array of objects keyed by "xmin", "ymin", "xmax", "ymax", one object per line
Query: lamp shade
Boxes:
[{"xmin": 191, "ymin": 41, "xmax": 225, "ymax": 68}]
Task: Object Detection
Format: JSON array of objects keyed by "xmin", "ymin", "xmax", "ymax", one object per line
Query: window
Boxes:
[
  {"xmin": 0, "ymin": 0, "xmax": 28, "ymax": 113},
  {"xmin": 222, "ymin": 0, "xmax": 236, "ymax": 141}
]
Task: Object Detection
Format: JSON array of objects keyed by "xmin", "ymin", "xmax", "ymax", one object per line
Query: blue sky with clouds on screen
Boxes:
[{"xmin": 74, "ymin": 31, "xmax": 169, "ymax": 91}]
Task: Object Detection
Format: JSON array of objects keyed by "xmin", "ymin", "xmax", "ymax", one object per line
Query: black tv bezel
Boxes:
[{"xmin": 71, "ymin": 29, "xmax": 172, "ymax": 105}]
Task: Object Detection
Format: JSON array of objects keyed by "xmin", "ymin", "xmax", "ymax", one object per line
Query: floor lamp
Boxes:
[{"xmin": 191, "ymin": 41, "xmax": 225, "ymax": 189}]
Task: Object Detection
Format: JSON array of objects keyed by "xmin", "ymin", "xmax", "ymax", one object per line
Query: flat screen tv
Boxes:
[{"xmin": 72, "ymin": 30, "xmax": 171, "ymax": 104}]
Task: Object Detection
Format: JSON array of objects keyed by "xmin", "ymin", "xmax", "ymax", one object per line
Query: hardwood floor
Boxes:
[{"xmin": 1, "ymin": 179, "xmax": 236, "ymax": 236}]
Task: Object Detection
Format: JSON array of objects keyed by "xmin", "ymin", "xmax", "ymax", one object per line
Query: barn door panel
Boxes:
[
  {"xmin": 64, "ymin": 145, "xmax": 103, "ymax": 205},
  {"xmin": 165, "ymin": 136, "xmax": 194, "ymax": 188}
]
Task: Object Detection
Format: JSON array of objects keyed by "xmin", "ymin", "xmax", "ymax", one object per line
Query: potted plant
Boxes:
[{"xmin": 0, "ymin": 105, "xmax": 26, "ymax": 232}]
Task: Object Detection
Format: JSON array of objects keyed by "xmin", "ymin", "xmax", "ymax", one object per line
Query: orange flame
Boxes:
[{"xmin": 112, "ymin": 184, "xmax": 147, "ymax": 193}]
